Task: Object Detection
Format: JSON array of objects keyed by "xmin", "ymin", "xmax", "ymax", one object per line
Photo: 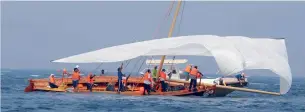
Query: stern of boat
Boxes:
[{"xmin": 24, "ymin": 79, "xmax": 34, "ymax": 92}]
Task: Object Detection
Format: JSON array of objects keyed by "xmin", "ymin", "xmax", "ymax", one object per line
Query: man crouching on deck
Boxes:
[{"xmin": 86, "ymin": 73, "xmax": 96, "ymax": 92}]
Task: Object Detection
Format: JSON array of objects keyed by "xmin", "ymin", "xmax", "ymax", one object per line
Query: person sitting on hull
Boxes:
[
  {"xmin": 159, "ymin": 69, "xmax": 167, "ymax": 92},
  {"xmin": 117, "ymin": 63, "xmax": 124, "ymax": 92},
  {"xmin": 86, "ymin": 73, "xmax": 96, "ymax": 92},
  {"xmin": 49, "ymin": 74, "xmax": 58, "ymax": 88},
  {"xmin": 189, "ymin": 66, "xmax": 200, "ymax": 92},
  {"xmin": 143, "ymin": 69, "xmax": 152, "ymax": 95}
]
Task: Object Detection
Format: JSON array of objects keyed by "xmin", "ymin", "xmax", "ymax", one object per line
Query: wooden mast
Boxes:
[{"xmin": 157, "ymin": 1, "xmax": 182, "ymax": 78}]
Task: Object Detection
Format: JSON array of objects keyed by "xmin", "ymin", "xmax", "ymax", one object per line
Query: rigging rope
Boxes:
[
  {"xmin": 123, "ymin": 59, "xmax": 132, "ymax": 69},
  {"xmin": 152, "ymin": 1, "xmax": 175, "ymax": 39},
  {"xmin": 167, "ymin": 56, "xmax": 176, "ymax": 91},
  {"xmin": 176, "ymin": 1, "xmax": 185, "ymax": 37},
  {"xmin": 90, "ymin": 63, "xmax": 104, "ymax": 74}
]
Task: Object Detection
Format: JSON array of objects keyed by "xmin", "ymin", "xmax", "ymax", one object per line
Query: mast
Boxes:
[{"xmin": 156, "ymin": 1, "xmax": 182, "ymax": 78}]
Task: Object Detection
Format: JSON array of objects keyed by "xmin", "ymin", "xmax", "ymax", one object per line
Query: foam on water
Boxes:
[{"xmin": 30, "ymin": 75, "xmax": 40, "ymax": 77}]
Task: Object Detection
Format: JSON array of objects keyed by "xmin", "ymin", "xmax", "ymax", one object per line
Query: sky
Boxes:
[{"xmin": 1, "ymin": 1, "xmax": 305, "ymax": 76}]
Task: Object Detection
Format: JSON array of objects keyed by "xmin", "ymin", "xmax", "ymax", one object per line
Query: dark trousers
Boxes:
[
  {"xmin": 118, "ymin": 79, "xmax": 123, "ymax": 92},
  {"xmin": 72, "ymin": 80, "xmax": 79, "ymax": 88},
  {"xmin": 160, "ymin": 81, "xmax": 166, "ymax": 92},
  {"xmin": 189, "ymin": 79, "xmax": 197, "ymax": 91},
  {"xmin": 86, "ymin": 83, "xmax": 93, "ymax": 92},
  {"xmin": 49, "ymin": 82, "xmax": 58, "ymax": 88},
  {"xmin": 143, "ymin": 84, "xmax": 151, "ymax": 95}
]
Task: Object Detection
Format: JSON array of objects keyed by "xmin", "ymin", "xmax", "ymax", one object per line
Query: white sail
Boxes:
[{"xmin": 52, "ymin": 35, "xmax": 291, "ymax": 94}]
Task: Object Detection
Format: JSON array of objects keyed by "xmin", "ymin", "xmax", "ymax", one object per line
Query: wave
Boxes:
[
  {"xmin": 30, "ymin": 75, "xmax": 40, "ymax": 77},
  {"xmin": 250, "ymin": 82, "xmax": 268, "ymax": 86}
]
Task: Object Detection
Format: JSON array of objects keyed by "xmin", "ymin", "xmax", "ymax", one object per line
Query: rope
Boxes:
[
  {"xmin": 152, "ymin": 1, "xmax": 175, "ymax": 39},
  {"xmin": 176, "ymin": 1, "xmax": 185, "ymax": 36},
  {"xmin": 167, "ymin": 56, "xmax": 176, "ymax": 91},
  {"xmin": 90, "ymin": 63, "xmax": 104, "ymax": 74},
  {"xmin": 129, "ymin": 57, "xmax": 144, "ymax": 75},
  {"xmin": 123, "ymin": 59, "xmax": 132, "ymax": 69},
  {"xmin": 133, "ymin": 56, "xmax": 149, "ymax": 90}
]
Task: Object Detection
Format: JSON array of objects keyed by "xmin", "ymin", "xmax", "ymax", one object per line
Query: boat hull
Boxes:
[{"xmin": 24, "ymin": 75, "xmax": 215, "ymax": 97}]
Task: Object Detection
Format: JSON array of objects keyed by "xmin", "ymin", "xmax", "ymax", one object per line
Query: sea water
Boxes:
[{"xmin": 1, "ymin": 69, "xmax": 305, "ymax": 112}]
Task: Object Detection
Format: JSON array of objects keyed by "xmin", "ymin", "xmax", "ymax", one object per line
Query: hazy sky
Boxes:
[{"xmin": 1, "ymin": 1, "xmax": 305, "ymax": 76}]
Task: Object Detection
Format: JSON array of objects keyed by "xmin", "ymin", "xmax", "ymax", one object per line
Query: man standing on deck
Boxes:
[
  {"xmin": 143, "ymin": 69, "xmax": 152, "ymax": 95},
  {"xmin": 49, "ymin": 74, "xmax": 58, "ymax": 88},
  {"xmin": 159, "ymin": 69, "xmax": 167, "ymax": 92},
  {"xmin": 117, "ymin": 63, "xmax": 124, "ymax": 92},
  {"xmin": 72, "ymin": 67, "xmax": 81, "ymax": 91},
  {"xmin": 189, "ymin": 66, "xmax": 200, "ymax": 92},
  {"xmin": 184, "ymin": 64, "xmax": 192, "ymax": 81},
  {"xmin": 152, "ymin": 66, "xmax": 158, "ymax": 91},
  {"xmin": 86, "ymin": 73, "xmax": 96, "ymax": 92}
]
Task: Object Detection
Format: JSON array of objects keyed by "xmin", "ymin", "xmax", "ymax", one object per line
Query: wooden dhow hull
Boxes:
[{"xmin": 24, "ymin": 75, "xmax": 216, "ymax": 97}]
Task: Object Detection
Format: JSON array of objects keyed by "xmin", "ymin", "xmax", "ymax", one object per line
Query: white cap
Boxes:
[
  {"xmin": 76, "ymin": 65, "xmax": 79, "ymax": 68},
  {"xmin": 50, "ymin": 74, "xmax": 54, "ymax": 76}
]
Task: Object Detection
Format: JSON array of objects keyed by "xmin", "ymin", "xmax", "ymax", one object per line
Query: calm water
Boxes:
[{"xmin": 1, "ymin": 69, "xmax": 305, "ymax": 112}]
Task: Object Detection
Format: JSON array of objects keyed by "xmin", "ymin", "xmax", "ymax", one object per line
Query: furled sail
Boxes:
[{"xmin": 52, "ymin": 35, "xmax": 291, "ymax": 94}]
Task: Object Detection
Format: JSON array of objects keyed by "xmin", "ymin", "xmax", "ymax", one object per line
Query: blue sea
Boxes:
[{"xmin": 1, "ymin": 69, "xmax": 305, "ymax": 112}]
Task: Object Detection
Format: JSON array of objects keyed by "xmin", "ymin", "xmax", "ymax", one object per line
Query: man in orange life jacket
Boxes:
[
  {"xmin": 72, "ymin": 68, "xmax": 81, "ymax": 91},
  {"xmin": 143, "ymin": 69, "xmax": 152, "ymax": 95},
  {"xmin": 86, "ymin": 73, "xmax": 96, "ymax": 92},
  {"xmin": 49, "ymin": 74, "xmax": 58, "ymax": 88},
  {"xmin": 159, "ymin": 69, "xmax": 167, "ymax": 92},
  {"xmin": 184, "ymin": 64, "xmax": 192, "ymax": 81},
  {"xmin": 189, "ymin": 66, "xmax": 200, "ymax": 92}
]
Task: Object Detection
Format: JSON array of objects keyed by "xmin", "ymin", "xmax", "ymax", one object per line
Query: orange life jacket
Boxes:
[
  {"xmin": 190, "ymin": 68, "xmax": 198, "ymax": 76},
  {"xmin": 184, "ymin": 65, "xmax": 191, "ymax": 73},
  {"xmin": 49, "ymin": 76, "xmax": 55, "ymax": 83},
  {"xmin": 160, "ymin": 71, "xmax": 167, "ymax": 80},
  {"xmin": 87, "ymin": 74, "xmax": 93, "ymax": 84},
  {"xmin": 143, "ymin": 72, "xmax": 151, "ymax": 82},
  {"xmin": 72, "ymin": 72, "xmax": 80, "ymax": 80}
]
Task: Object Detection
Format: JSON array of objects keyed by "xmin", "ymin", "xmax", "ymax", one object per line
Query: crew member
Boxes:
[
  {"xmin": 86, "ymin": 73, "xmax": 95, "ymax": 92},
  {"xmin": 236, "ymin": 72, "xmax": 246, "ymax": 85},
  {"xmin": 184, "ymin": 64, "xmax": 192, "ymax": 81},
  {"xmin": 49, "ymin": 74, "xmax": 58, "ymax": 88},
  {"xmin": 101, "ymin": 69, "xmax": 105, "ymax": 76},
  {"xmin": 72, "ymin": 67, "xmax": 81, "ymax": 91},
  {"xmin": 143, "ymin": 69, "xmax": 152, "ymax": 95},
  {"xmin": 159, "ymin": 69, "xmax": 167, "ymax": 92},
  {"xmin": 117, "ymin": 63, "xmax": 124, "ymax": 92},
  {"xmin": 189, "ymin": 66, "xmax": 199, "ymax": 92},
  {"xmin": 152, "ymin": 66, "xmax": 158, "ymax": 90}
]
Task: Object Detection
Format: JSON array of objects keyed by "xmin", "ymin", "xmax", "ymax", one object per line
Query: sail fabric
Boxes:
[{"xmin": 52, "ymin": 35, "xmax": 291, "ymax": 94}]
